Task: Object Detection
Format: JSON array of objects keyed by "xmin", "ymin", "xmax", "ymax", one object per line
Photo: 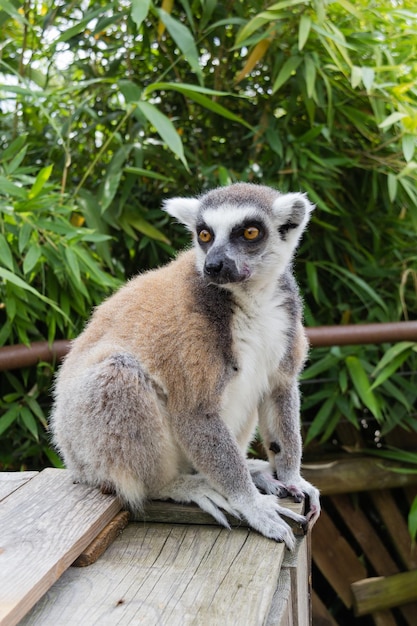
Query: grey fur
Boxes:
[{"xmin": 51, "ymin": 182, "xmax": 320, "ymax": 550}]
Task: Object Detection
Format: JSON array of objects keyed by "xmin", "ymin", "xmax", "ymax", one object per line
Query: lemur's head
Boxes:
[{"xmin": 164, "ymin": 183, "xmax": 314, "ymax": 289}]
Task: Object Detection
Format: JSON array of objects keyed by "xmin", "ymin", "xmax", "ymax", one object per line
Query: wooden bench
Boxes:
[{"xmin": 0, "ymin": 469, "xmax": 311, "ymax": 626}]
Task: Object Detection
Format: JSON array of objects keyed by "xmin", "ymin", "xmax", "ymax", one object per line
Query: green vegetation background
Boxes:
[{"xmin": 0, "ymin": 0, "xmax": 416, "ymax": 492}]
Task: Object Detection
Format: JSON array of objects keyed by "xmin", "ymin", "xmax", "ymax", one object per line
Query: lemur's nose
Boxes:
[{"xmin": 205, "ymin": 259, "xmax": 223, "ymax": 276}]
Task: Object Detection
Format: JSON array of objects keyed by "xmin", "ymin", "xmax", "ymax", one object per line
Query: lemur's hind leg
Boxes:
[{"xmin": 57, "ymin": 352, "xmax": 178, "ymax": 509}]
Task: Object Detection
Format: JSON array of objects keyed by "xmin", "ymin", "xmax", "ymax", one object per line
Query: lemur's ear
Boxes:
[
  {"xmin": 272, "ymin": 193, "xmax": 314, "ymax": 231},
  {"xmin": 163, "ymin": 197, "xmax": 201, "ymax": 231}
]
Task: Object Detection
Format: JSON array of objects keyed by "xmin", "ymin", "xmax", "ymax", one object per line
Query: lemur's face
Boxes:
[
  {"xmin": 163, "ymin": 183, "xmax": 314, "ymax": 290},
  {"xmin": 194, "ymin": 205, "xmax": 272, "ymax": 286}
]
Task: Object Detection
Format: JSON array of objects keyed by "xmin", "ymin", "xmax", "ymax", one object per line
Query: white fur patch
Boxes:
[{"xmin": 220, "ymin": 288, "xmax": 290, "ymax": 447}]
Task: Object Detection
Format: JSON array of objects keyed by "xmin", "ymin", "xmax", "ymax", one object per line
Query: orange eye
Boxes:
[
  {"xmin": 243, "ymin": 226, "xmax": 260, "ymax": 240},
  {"xmin": 198, "ymin": 229, "xmax": 212, "ymax": 243}
]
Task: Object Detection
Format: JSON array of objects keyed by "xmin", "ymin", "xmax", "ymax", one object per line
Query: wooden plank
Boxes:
[
  {"xmin": 20, "ymin": 522, "xmax": 290, "ymax": 625},
  {"xmin": 302, "ymin": 457, "xmax": 417, "ymax": 496},
  {"xmin": 0, "ymin": 468, "xmax": 122, "ymax": 626},
  {"xmin": 352, "ymin": 569, "xmax": 417, "ymax": 615},
  {"xmin": 266, "ymin": 568, "xmax": 292, "ymax": 626},
  {"xmin": 280, "ymin": 536, "xmax": 310, "ymax": 626},
  {"xmin": 72, "ymin": 511, "xmax": 131, "ymax": 567},
  {"xmin": 312, "ymin": 508, "xmax": 366, "ymax": 607},
  {"xmin": 331, "ymin": 494, "xmax": 399, "ymax": 576},
  {"xmin": 371, "ymin": 611, "xmax": 398, "ymax": 626},
  {"xmin": 311, "ymin": 590, "xmax": 338, "ymax": 626},
  {"xmin": 331, "ymin": 493, "xmax": 417, "ymax": 625},
  {"xmin": 371, "ymin": 490, "xmax": 417, "ymax": 570},
  {"xmin": 0, "ymin": 472, "xmax": 38, "ymax": 502},
  {"xmin": 137, "ymin": 498, "xmax": 305, "ymax": 535}
]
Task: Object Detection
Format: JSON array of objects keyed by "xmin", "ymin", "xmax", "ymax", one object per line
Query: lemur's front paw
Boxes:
[{"xmin": 282, "ymin": 477, "xmax": 320, "ymax": 527}]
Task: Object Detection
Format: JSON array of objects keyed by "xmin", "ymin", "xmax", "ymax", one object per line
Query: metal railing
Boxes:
[{"xmin": 1, "ymin": 321, "xmax": 417, "ymax": 372}]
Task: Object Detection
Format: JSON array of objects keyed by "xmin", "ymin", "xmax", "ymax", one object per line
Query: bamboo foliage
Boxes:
[{"xmin": 0, "ymin": 0, "xmax": 416, "ymax": 469}]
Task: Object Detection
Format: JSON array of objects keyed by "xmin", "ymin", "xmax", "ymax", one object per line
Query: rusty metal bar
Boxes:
[
  {"xmin": 0, "ymin": 322, "xmax": 416, "ymax": 372},
  {"xmin": 307, "ymin": 320, "xmax": 417, "ymax": 347},
  {"xmin": 0, "ymin": 340, "xmax": 71, "ymax": 372}
]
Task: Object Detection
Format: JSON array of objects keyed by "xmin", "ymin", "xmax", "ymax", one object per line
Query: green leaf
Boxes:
[
  {"xmin": 137, "ymin": 101, "xmax": 188, "ymax": 169},
  {"xmin": 373, "ymin": 342, "xmax": 416, "ymax": 376},
  {"xmin": 371, "ymin": 342, "xmax": 415, "ymax": 389},
  {"xmin": 0, "ymin": 175, "xmax": 28, "ymax": 199},
  {"xmin": 28, "ymin": 165, "xmax": 53, "ymax": 200},
  {"xmin": 306, "ymin": 261, "xmax": 319, "ymax": 302},
  {"xmin": 301, "ymin": 352, "xmax": 340, "ymax": 380},
  {"xmin": 0, "ymin": 134, "xmax": 28, "ymax": 161},
  {"xmin": 378, "ymin": 112, "xmax": 407, "ymax": 129},
  {"xmin": 236, "ymin": 1, "xmax": 306, "ymax": 45},
  {"xmin": 23, "ymin": 244, "xmax": 41, "ymax": 275},
  {"xmin": 167, "ymin": 87, "xmax": 252, "ymax": 129},
  {"xmin": 18, "ymin": 222, "xmax": 32, "ymax": 254},
  {"xmin": 408, "ymin": 496, "xmax": 417, "ymax": 541},
  {"xmin": 130, "ymin": 0, "xmax": 150, "ymax": 30},
  {"xmin": 64, "ymin": 247, "xmax": 82, "ymax": 286},
  {"xmin": 20, "ymin": 406, "xmax": 39, "ymax": 441},
  {"xmin": 305, "ymin": 395, "xmax": 336, "ymax": 445},
  {"xmin": 0, "ymin": 0, "xmax": 29, "ymax": 25},
  {"xmin": 158, "ymin": 9, "xmax": 203, "ymax": 82},
  {"xmin": 44, "ymin": 447, "xmax": 65, "ymax": 468},
  {"xmin": 0, "ymin": 267, "xmax": 68, "ymax": 320},
  {"xmin": 0, "ymin": 233, "xmax": 14, "ymax": 270},
  {"xmin": 298, "ymin": 14, "xmax": 311, "ymax": 51},
  {"xmin": 345, "ymin": 356, "xmax": 381, "ymax": 420},
  {"xmin": 124, "ymin": 166, "xmax": 173, "ymax": 182},
  {"xmin": 120, "ymin": 213, "xmax": 170, "ymax": 244},
  {"xmin": 402, "ymin": 134, "xmax": 415, "ymax": 163},
  {"xmin": 0, "ymin": 404, "xmax": 20, "ymax": 436},
  {"xmin": 361, "ymin": 67, "xmax": 375, "ymax": 92},
  {"xmin": 304, "ymin": 56, "xmax": 316, "ymax": 99},
  {"xmin": 145, "ymin": 81, "xmax": 237, "ymax": 98},
  {"xmin": 272, "ymin": 56, "xmax": 302, "ymax": 94},
  {"xmin": 56, "ymin": 6, "xmax": 110, "ymax": 42},
  {"xmin": 387, "ymin": 173, "xmax": 397, "ymax": 202},
  {"xmin": 119, "ymin": 79, "xmax": 143, "ymax": 103}
]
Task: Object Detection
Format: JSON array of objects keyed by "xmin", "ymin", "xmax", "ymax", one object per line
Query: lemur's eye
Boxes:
[
  {"xmin": 243, "ymin": 226, "xmax": 260, "ymax": 240},
  {"xmin": 198, "ymin": 229, "xmax": 212, "ymax": 243}
]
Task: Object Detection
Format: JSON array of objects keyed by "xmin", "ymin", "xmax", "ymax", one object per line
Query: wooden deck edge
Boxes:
[{"xmin": 134, "ymin": 498, "xmax": 306, "ymax": 536}]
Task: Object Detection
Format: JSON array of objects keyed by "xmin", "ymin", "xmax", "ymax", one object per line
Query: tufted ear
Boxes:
[
  {"xmin": 163, "ymin": 197, "xmax": 201, "ymax": 231},
  {"xmin": 272, "ymin": 192, "xmax": 314, "ymax": 235}
]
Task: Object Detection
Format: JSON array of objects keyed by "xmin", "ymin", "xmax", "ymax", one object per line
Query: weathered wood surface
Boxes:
[
  {"xmin": 302, "ymin": 456, "xmax": 417, "ymax": 495},
  {"xmin": 311, "ymin": 591, "xmax": 338, "ymax": 626},
  {"xmin": 137, "ymin": 498, "xmax": 306, "ymax": 535},
  {"xmin": 311, "ymin": 507, "xmax": 366, "ymax": 608},
  {"xmin": 20, "ymin": 522, "xmax": 299, "ymax": 626},
  {"xmin": 0, "ymin": 469, "xmax": 122, "ymax": 626},
  {"xmin": 0, "ymin": 471, "xmax": 38, "ymax": 501},
  {"xmin": 351, "ymin": 569, "xmax": 417, "ymax": 616},
  {"xmin": 331, "ymin": 493, "xmax": 413, "ymax": 625},
  {"xmin": 72, "ymin": 511, "xmax": 131, "ymax": 567},
  {"xmin": 371, "ymin": 489, "xmax": 417, "ymax": 570}
]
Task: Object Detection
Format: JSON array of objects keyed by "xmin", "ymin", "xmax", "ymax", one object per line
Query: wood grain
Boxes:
[
  {"xmin": 352, "ymin": 569, "xmax": 417, "ymax": 615},
  {"xmin": 0, "ymin": 472, "xmax": 38, "ymax": 502},
  {"xmin": 20, "ymin": 522, "xmax": 290, "ymax": 626},
  {"xmin": 311, "ymin": 508, "xmax": 366, "ymax": 607},
  {"xmin": 72, "ymin": 511, "xmax": 131, "ymax": 567},
  {"xmin": 137, "ymin": 497, "xmax": 305, "ymax": 535},
  {"xmin": 0, "ymin": 468, "xmax": 122, "ymax": 626}
]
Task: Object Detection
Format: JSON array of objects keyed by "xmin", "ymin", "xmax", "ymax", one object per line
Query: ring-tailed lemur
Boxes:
[{"xmin": 51, "ymin": 183, "xmax": 320, "ymax": 549}]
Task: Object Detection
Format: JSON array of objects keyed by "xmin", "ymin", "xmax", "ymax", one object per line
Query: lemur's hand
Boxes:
[{"xmin": 248, "ymin": 459, "xmax": 320, "ymax": 527}]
